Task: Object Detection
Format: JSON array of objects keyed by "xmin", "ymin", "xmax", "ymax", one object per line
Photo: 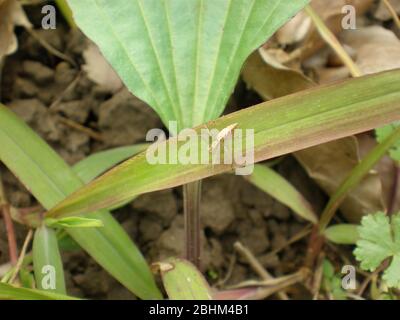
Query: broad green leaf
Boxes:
[
  {"xmin": 0, "ymin": 105, "xmax": 162, "ymax": 299},
  {"xmin": 46, "ymin": 217, "xmax": 104, "ymax": 228},
  {"xmin": 73, "ymin": 144, "xmax": 149, "ymax": 183},
  {"xmin": 153, "ymin": 258, "xmax": 212, "ymax": 300},
  {"xmin": 375, "ymin": 121, "xmax": 400, "ymax": 162},
  {"xmin": 324, "ymin": 224, "xmax": 359, "ymax": 245},
  {"xmin": 0, "ymin": 282, "xmax": 79, "ymax": 300},
  {"xmin": 67, "ymin": 0, "xmax": 309, "ymax": 129},
  {"xmin": 33, "ymin": 225, "xmax": 66, "ymax": 294},
  {"xmin": 46, "ymin": 70, "xmax": 400, "ymax": 218},
  {"xmin": 354, "ymin": 212, "xmax": 400, "ymax": 288},
  {"xmin": 246, "ymin": 164, "xmax": 317, "ymax": 223}
]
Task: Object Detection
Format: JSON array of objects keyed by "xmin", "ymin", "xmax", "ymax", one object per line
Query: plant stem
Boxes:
[
  {"xmin": 388, "ymin": 163, "xmax": 400, "ymax": 215},
  {"xmin": 319, "ymin": 126, "xmax": 400, "ymax": 232},
  {"xmin": 9, "ymin": 229, "xmax": 33, "ymax": 284},
  {"xmin": 183, "ymin": 181, "xmax": 202, "ymax": 268},
  {"xmin": 234, "ymin": 241, "xmax": 288, "ymax": 300},
  {"xmin": 0, "ymin": 175, "xmax": 18, "ymax": 265},
  {"xmin": 1, "ymin": 205, "xmax": 18, "ymax": 266},
  {"xmin": 305, "ymin": 5, "xmax": 362, "ymax": 78},
  {"xmin": 382, "ymin": 0, "xmax": 400, "ymax": 30}
]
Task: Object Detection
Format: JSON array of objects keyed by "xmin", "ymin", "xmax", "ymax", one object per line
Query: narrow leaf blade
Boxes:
[
  {"xmin": 246, "ymin": 164, "xmax": 317, "ymax": 223},
  {"xmin": 0, "ymin": 105, "xmax": 162, "ymax": 299},
  {"xmin": 46, "ymin": 70, "xmax": 400, "ymax": 218},
  {"xmin": 0, "ymin": 283, "xmax": 79, "ymax": 300}
]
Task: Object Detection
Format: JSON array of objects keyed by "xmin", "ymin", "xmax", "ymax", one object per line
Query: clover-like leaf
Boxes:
[
  {"xmin": 354, "ymin": 212, "xmax": 400, "ymax": 288},
  {"xmin": 376, "ymin": 122, "xmax": 400, "ymax": 162}
]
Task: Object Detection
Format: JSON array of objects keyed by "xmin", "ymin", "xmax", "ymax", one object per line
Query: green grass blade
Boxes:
[
  {"xmin": 45, "ymin": 70, "xmax": 400, "ymax": 218},
  {"xmin": 154, "ymin": 258, "xmax": 212, "ymax": 300},
  {"xmin": 246, "ymin": 165, "xmax": 317, "ymax": 224},
  {"xmin": 33, "ymin": 225, "xmax": 66, "ymax": 294},
  {"xmin": 0, "ymin": 105, "xmax": 162, "ymax": 299},
  {"xmin": 73, "ymin": 144, "xmax": 149, "ymax": 183},
  {"xmin": 0, "ymin": 282, "xmax": 79, "ymax": 300},
  {"xmin": 319, "ymin": 125, "xmax": 400, "ymax": 231},
  {"xmin": 55, "ymin": 0, "xmax": 76, "ymax": 28},
  {"xmin": 67, "ymin": 0, "xmax": 309, "ymax": 128}
]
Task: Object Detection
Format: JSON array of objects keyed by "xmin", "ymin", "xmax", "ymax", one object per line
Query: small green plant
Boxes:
[
  {"xmin": 376, "ymin": 122, "xmax": 400, "ymax": 162},
  {"xmin": 321, "ymin": 259, "xmax": 347, "ymax": 300},
  {"xmin": 354, "ymin": 212, "xmax": 400, "ymax": 289}
]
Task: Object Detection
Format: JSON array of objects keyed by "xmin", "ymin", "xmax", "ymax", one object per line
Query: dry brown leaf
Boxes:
[
  {"xmin": 276, "ymin": 0, "xmax": 374, "ymax": 58},
  {"xmin": 357, "ymin": 134, "xmax": 400, "ymax": 214},
  {"xmin": 276, "ymin": 10, "xmax": 311, "ymax": 45},
  {"xmin": 295, "ymin": 137, "xmax": 385, "ymax": 223},
  {"xmin": 341, "ymin": 26, "xmax": 400, "ymax": 74},
  {"xmin": 0, "ymin": 0, "xmax": 31, "ymax": 59},
  {"xmin": 242, "ymin": 49, "xmax": 314, "ymax": 100},
  {"xmin": 82, "ymin": 42, "xmax": 123, "ymax": 93},
  {"xmin": 374, "ymin": 0, "xmax": 400, "ymax": 20}
]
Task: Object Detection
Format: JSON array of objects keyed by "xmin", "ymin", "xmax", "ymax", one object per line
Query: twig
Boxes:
[
  {"xmin": 382, "ymin": 0, "xmax": 400, "ymax": 30},
  {"xmin": 0, "ymin": 176, "xmax": 18, "ymax": 265},
  {"xmin": 346, "ymin": 292, "xmax": 365, "ymax": 300},
  {"xmin": 216, "ymin": 254, "xmax": 236, "ymax": 288},
  {"xmin": 9, "ymin": 229, "xmax": 33, "ymax": 284},
  {"xmin": 234, "ymin": 241, "xmax": 289, "ymax": 300},
  {"xmin": 57, "ymin": 113, "xmax": 103, "ymax": 141},
  {"xmin": 264, "ymin": 225, "xmax": 311, "ymax": 259},
  {"xmin": 357, "ymin": 263, "xmax": 387, "ymax": 296},
  {"xmin": 231, "ymin": 269, "xmax": 308, "ymax": 300},
  {"xmin": 311, "ymin": 253, "xmax": 325, "ymax": 300},
  {"xmin": 48, "ymin": 72, "xmax": 82, "ymax": 111},
  {"xmin": 305, "ymin": 5, "xmax": 362, "ymax": 77},
  {"xmin": 25, "ymin": 28, "xmax": 77, "ymax": 68},
  {"xmin": 1, "ymin": 205, "xmax": 18, "ymax": 266},
  {"xmin": 46, "ymin": 72, "xmax": 104, "ymax": 141}
]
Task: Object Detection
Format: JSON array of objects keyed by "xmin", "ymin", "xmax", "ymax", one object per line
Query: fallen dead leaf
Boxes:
[
  {"xmin": 357, "ymin": 134, "xmax": 400, "ymax": 214},
  {"xmin": 242, "ymin": 49, "xmax": 314, "ymax": 100},
  {"xmin": 295, "ymin": 137, "xmax": 385, "ymax": 223},
  {"xmin": 275, "ymin": 0, "xmax": 374, "ymax": 59},
  {"xmin": 82, "ymin": 42, "xmax": 123, "ymax": 93},
  {"xmin": 0, "ymin": 0, "xmax": 31, "ymax": 60},
  {"xmin": 374, "ymin": 0, "xmax": 400, "ymax": 20},
  {"xmin": 340, "ymin": 26, "xmax": 400, "ymax": 74}
]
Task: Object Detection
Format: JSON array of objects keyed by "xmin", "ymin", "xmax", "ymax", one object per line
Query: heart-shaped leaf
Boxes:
[{"xmin": 68, "ymin": 0, "xmax": 309, "ymax": 128}]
